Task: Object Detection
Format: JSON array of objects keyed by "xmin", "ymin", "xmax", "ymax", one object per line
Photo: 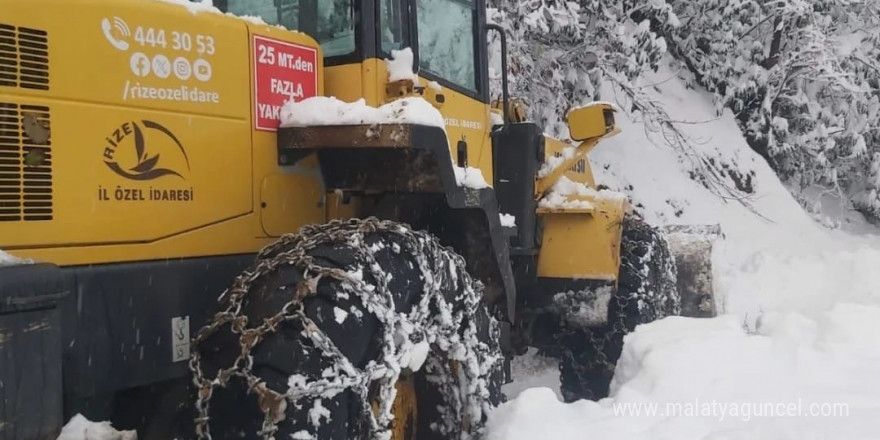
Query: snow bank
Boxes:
[
  {"xmin": 280, "ymin": 96, "xmax": 445, "ymax": 128},
  {"xmin": 491, "ymin": 305, "xmax": 880, "ymax": 440},
  {"xmin": 56, "ymin": 414, "xmax": 136, "ymax": 440}
]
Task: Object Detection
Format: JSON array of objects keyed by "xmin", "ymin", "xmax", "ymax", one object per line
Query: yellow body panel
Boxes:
[
  {"xmin": 536, "ymin": 197, "xmax": 627, "ymax": 281},
  {"xmin": 1, "ymin": 0, "xmax": 326, "ymax": 265},
  {"xmin": 2, "ymin": 0, "xmax": 625, "ymax": 289}
]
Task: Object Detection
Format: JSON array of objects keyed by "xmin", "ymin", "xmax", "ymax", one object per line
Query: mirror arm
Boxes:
[{"xmin": 484, "ymin": 23, "xmax": 509, "ymax": 124}]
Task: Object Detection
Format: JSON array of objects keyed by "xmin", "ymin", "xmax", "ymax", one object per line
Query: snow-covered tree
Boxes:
[
  {"xmin": 661, "ymin": 0, "xmax": 880, "ymax": 220},
  {"xmin": 488, "ymin": 0, "xmax": 880, "ymax": 222},
  {"xmin": 486, "ymin": 1, "xmax": 751, "ymax": 204},
  {"xmin": 486, "ymin": 0, "xmax": 671, "ymax": 138}
]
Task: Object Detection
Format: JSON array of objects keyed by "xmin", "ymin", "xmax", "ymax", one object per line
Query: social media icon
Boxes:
[
  {"xmin": 129, "ymin": 52, "xmax": 150, "ymax": 77},
  {"xmin": 173, "ymin": 57, "xmax": 191, "ymax": 80},
  {"xmin": 193, "ymin": 59, "xmax": 212, "ymax": 82},
  {"xmin": 152, "ymin": 54, "xmax": 171, "ymax": 79}
]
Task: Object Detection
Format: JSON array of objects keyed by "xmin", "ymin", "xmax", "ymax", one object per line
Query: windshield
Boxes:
[
  {"xmin": 220, "ymin": 0, "xmax": 355, "ymax": 58},
  {"xmin": 416, "ymin": 0, "xmax": 477, "ymax": 92}
]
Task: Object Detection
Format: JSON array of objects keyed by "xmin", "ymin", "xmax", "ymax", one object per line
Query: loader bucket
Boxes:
[{"xmin": 662, "ymin": 224, "xmax": 723, "ymax": 318}]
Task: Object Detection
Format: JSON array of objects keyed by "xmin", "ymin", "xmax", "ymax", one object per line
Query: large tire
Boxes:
[
  {"xmin": 189, "ymin": 218, "xmax": 503, "ymax": 440},
  {"xmin": 557, "ymin": 214, "xmax": 680, "ymax": 402}
]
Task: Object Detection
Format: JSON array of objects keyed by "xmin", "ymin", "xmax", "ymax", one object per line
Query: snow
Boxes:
[
  {"xmin": 150, "ymin": 0, "xmax": 297, "ymax": 32},
  {"xmin": 490, "ymin": 60, "xmax": 880, "ymax": 439},
  {"xmin": 538, "ymin": 175, "xmax": 626, "ymax": 209},
  {"xmin": 537, "ymin": 145, "xmax": 576, "ymax": 178},
  {"xmin": 385, "ymin": 47, "xmax": 419, "ymax": 83},
  {"xmin": 490, "ymin": 111, "xmax": 505, "ymax": 126},
  {"xmin": 291, "ymin": 431, "xmax": 314, "ymax": 440},
  {"xmin": 835, "ymin": 32, "xmax": 867, "ymax": 58},
  {"xmin": 332, "ymin": 306, "xmax": 348, "ymax": 324},
  {"xmin": 406, "ymin": 340, "xmax": 430, "ymax": 372},
  {"xmin": 151, "ymin": 0, "xmax": 221, "ymax": 15},
  {"xmin": 280, "ymin": 96, "xmax": 445, "ymax": 128},
  {"xmin": 499, "ymin": 213, "xmax": 517, "ymax": 227},
  {"xmin": 492, "ymin": 306, "xmax": 880, "ymax": 440},
  {"xmin": 0, "ymin": 249, "xmax": 28, "ymax": 266},
  {"xmin": 501, "ymin": 348, "xmax": 562, "ymax": 401},
  {"xmin": 56, "ymin": 414, "xmax": 135, "ymax": 440},
  {"xmin": 308, "ymin": 399, "xmax": 331, "ymax": 427},
  {"xmin": 453, "ymin": 165, "xmax": 490, "ymax": 189},
  {"xmin": 571, "ymin": 100, "xmax": 620, "ymax": 112},
  {"xmin": 229, "ymin": 14, "xmax": 268, "ymax": 26}
]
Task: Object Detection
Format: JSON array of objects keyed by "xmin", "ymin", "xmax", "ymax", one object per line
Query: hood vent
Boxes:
[
  {"xmin": 0, "ymin": 24, "xmax": 49, "ymax": 90},
  {"xmin": 0, "ymin": 102, "xmax": 53, "ymax": 222}
]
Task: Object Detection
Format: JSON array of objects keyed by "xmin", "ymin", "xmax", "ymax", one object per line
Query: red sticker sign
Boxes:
[{"xmin": 253, "ymin": 35, "xmax": 318, "ymax": 131}]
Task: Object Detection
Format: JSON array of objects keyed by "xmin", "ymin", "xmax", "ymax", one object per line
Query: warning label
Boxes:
[{"xmin": 253, "ymin": 35, "xmax": 318, "ymax": 131}]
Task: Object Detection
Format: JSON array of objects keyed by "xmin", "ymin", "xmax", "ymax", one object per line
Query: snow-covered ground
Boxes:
[{"xmin": 490, "ymin": 61, "xmax": 880, "ymax": 439}]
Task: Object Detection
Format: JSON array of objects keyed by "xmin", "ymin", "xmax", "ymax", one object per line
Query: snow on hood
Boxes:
[
  {"xmin": 150, "ymin": 0, "xmax": 221, "ymax": 15},
  {"xmin": 280, "ymin": 96, "xmax": 445, "ymax": 128},
  {"xmin": 147, "ymin": 0, "xmax": 298, "ymax": 32}
]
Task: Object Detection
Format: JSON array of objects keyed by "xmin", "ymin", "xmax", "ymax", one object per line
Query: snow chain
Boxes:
[
  {"xmin": 188, "ymin": 217, "xmax": 502, "ymax": 440},
  {"xmin": 563, "ymin": 297, "xmax": 632, "ymax": 381},
  {"xmin": 560, "ymin": 219, "xmax": 682, "ymax": 397}
]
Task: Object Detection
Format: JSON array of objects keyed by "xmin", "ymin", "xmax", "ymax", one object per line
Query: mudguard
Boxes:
[{"xmin": 277, "ymin": 123, "xmax": 517, "ymax": 324}]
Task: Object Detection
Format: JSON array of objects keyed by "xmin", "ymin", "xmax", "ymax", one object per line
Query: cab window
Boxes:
[
  {"xmin": 379, "ymin": 0, "xmax": 408, "ymax": 54},
  {"xmin": 218, "ymin": 0, "xmax": 355, "ymax": 58},
  {"xmin": 416, "ymin": 0, "xmax": 477, "ymax": 92}
]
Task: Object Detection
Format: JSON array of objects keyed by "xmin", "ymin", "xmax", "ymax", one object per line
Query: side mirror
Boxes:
[{"xmin": 567, "ymin": 103, "xmax": 619, "ymax": 142}]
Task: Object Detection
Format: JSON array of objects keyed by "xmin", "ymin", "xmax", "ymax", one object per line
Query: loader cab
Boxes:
[
  {"xmin": 216, "ymin": 0, "xmax": 496, "ymax": 180},
  {"xmin": 216, "ymin": 0, "xmax": 489, "ymax": 99}
]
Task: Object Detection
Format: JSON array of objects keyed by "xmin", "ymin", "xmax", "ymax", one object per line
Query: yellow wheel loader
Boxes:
[{"xmin": 0, "ymin": 0, "xmax": 719, "ymax": 439}]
